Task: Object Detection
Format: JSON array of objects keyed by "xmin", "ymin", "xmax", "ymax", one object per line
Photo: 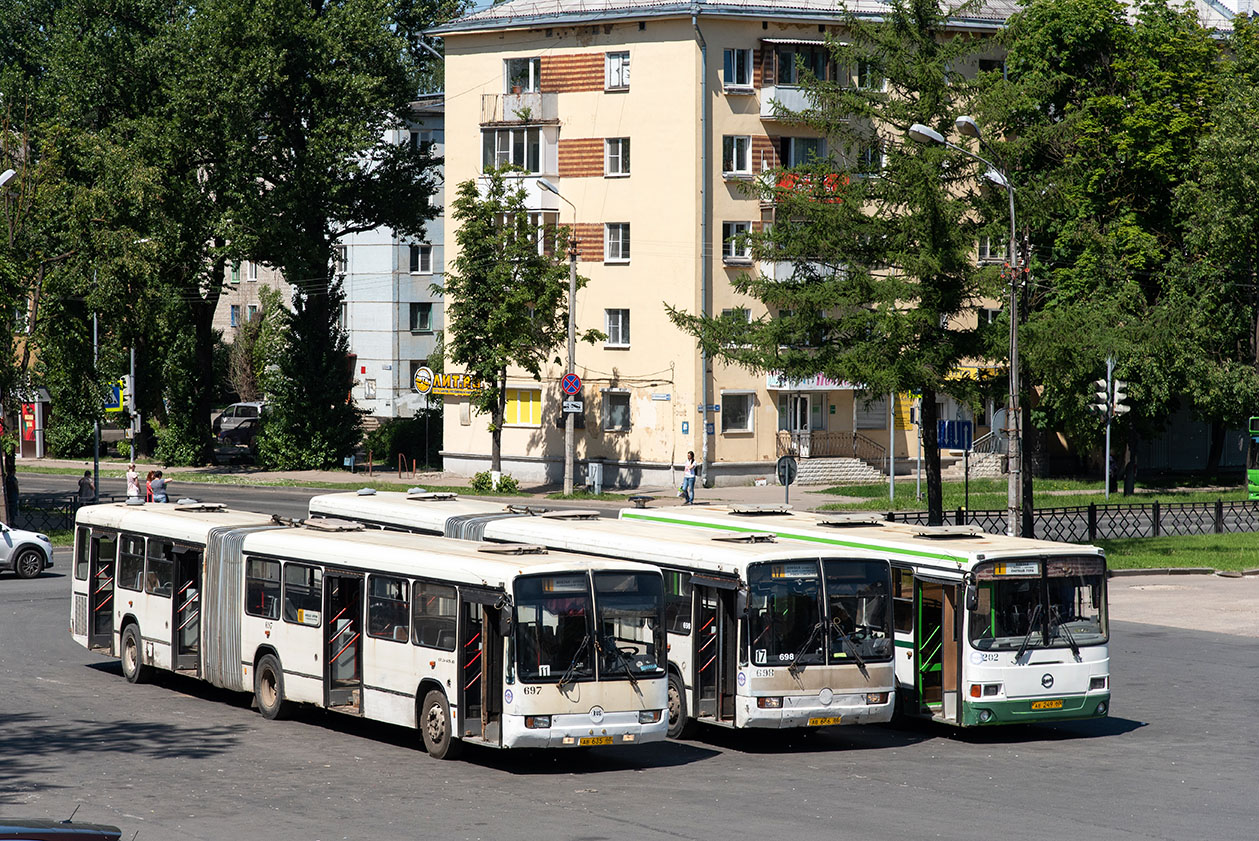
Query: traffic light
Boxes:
[
  {"xmin": 1111, "ymin": 380, "xmax": 1130, "ymax": 415},
  {"xmin": 1088, "ymin": 379, "xmax": 1109, "ymax": 415}
]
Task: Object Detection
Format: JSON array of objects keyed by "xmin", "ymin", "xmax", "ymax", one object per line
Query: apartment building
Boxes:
[
  {"xmin": 434, "ymin": 0, "xmax": 1017, "ymax": 487},
  {"xmin": 213, "ymin": 260, "xmax": 291, "ymax": 341}
]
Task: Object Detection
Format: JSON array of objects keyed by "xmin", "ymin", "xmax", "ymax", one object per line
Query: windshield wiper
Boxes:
[
  {"xmin": 787, "ymin": 621, "xmax": 824, "ymax": 677},
  {"xmin": 1015, "ymin": 603, "xmax": 1043, "ymax": 663},
  {"xmin": 600, "ymin": 635, "xmax": 642, "ymax": 691},
  {"xmin": 828, "ymin": 619, "xmax": 869, "ymax": 681},
  {"xmin": 556, "ymin": 634, "xmax": 591, "ymax": 691},
  {"xmin": 1050, "ymin": 614, "xmax": 1081, "ymax": 660}
]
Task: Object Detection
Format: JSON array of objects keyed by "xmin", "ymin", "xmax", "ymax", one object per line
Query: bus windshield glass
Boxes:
[
  {"xmin": 823, "ymin": 560, "xmax": 893, "ymax": 661},
  {"xmin": 514, "ymin": 574, "xmax": 594, "ymax": 683},
  {"xmin": 969, "ymin": 557, "xmax": 1107, "ymax": 651},
  {"xmin": 593, "ymin": 572, "xmax": 666, "ymax": 679},
  {"xmin": 747, "ymin": 562, "xmax": 823, "ymax": 667}
]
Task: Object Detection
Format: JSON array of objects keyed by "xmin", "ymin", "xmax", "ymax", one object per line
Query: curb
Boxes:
[{"xmin": 1109, "ymin": 567, "xmax": 1215, "ymax": 577}]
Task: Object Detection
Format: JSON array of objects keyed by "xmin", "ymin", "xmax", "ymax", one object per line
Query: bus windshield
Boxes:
[
  {"xmin": 594, "ymin": 572, "xmax": 666, "ymax": 679},
  {"xmin": 748, "ymin": 562, "xmax": 823, "ymax": 667},
  {"xmin": 969, "ymin": 558, "xmax": 1108, "ymax": 652},
  {"xmin": 823, "ymin": 560, "xmax": 892, "ymax": 661},
  {"xmin": 514, "ymin": 574, "xmax": 594, "ymax": 683}
]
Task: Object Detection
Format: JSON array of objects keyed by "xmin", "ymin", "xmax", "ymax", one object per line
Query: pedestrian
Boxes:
[
  {"xmin": 150, "ymin": 470, "xmax": 169, "ymax": 503},
  {"xmin": 682, "ymin": 451, "xmax": 698, "ymax": 505},
  {"xmin": 78, "ymin": 470, "xmax": 95, "ymax": 505},
  {"xmin": 126, "ymin": 463, "xmax": 140, "ymax": 499},
  {"xmin": 145, "ymin": 470, "xmax": 155, "ymax": 502}
]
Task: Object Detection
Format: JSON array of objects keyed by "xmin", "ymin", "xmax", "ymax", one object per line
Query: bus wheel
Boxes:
[
  {"xmin": 14, "ymin": 548, "xmax": 44, "ymax": 579},
  {"xmin": 121, "ymin": 624, "xmax": 150, "ymax": 684},
  {"xmin": 255, "ymin": 654, "xmax": 292, "ymax": 720},
  {"xmin": 420, "ymin": 690, "xmax": 462, "ymax": 760},
  {"xmin": 667, "ymin": 672, "xmax": 694, "ymax": 739}
]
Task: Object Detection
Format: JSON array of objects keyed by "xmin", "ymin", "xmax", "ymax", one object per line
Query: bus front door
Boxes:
[
  {"xmin": 916, "ymin": 580, "xmax": 961, "ymax": 722},
  {"xmin": 324, "ymin": 574, "xmax": 363, "ymax": 713},
  {"xmin": 458, "ymin": 601, "xmax": 503, "ymax": 744},
  {"xmin": 88, "ymin": 533, "xmax": 117, "ymax": 652},
  {"xmin": 694, "ymin": 587, "xmax": 737, "ymax": 724},
  {"xmin": 173, "ymin": 549, "xmax": 202, "ymax": 673}
]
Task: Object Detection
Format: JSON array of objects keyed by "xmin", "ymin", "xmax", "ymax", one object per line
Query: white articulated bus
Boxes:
[
  {"xmin": 619, "ymin": 505, "xmax": 1111, "ymax": 728},
  {"xmin": 308, "ymin": 491, "xmax": 897, "ymax": 737},
  {"xmin": 71, "ymin": 501, "xmax": 668, "ymax": 758}
]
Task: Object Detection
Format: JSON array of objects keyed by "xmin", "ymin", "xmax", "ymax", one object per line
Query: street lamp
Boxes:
[
  {"xmin": 909, "ymin": 117, "xmax": 1021, "ymax": 537},
  {"xmin": 0, "ymin": 169, "xmax": 15, "ymax": 188},
  {"xmin": 536, "ymin": 178, "xmax": 579, "ymax": 496}
]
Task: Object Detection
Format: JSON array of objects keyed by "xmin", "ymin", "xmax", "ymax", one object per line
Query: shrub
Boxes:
[
  {"xmin": 470, "ymin": 470, "xmax": 519, "ymax": 493},
  {"xmin": 362, "ymin": 411, "xmax": 442, "ymax": 469}
]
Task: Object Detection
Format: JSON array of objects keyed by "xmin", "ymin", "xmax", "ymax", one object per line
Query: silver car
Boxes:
[{"xmin": 1, "ymin": 523, "xmax": 54, "ymax": 579}]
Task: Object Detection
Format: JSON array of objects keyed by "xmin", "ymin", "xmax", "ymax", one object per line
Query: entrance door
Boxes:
[
  {"xmin": 782, "ymin": 395, "xmax": 811, "ymax": 457},
  {"xmin": 88, "ymin": 534, "xmax": 116, "ymax": 651},
  {"xmin": 173, "ymin": 549, "xmax": 202, "ymax": 672},
  {"xmin": 458, "ymin": 601, "xmax": 504, "ymax": 744},
  {"xmin": 916, "ymin": 581, "xmax": 961, "ymax": 721},
  {"xmin": 693, "ymin": 587, "xmax": 737, "ymax": 723},
  {"xmin": 324, "ymin": 574, "xmax": 363, "ymax": 712}
]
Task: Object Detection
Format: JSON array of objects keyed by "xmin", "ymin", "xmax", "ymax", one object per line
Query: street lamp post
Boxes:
[
  {"xmin": 536, "ymin": 178, "xmax": 578, "ymax": 496},
  {"xmin": 908, "ymin": 118, "xmax": 1021, "ymax": 537}
]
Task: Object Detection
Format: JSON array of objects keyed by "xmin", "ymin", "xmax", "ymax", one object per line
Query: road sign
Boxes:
[
  {"xmin": 937, "ymin": 419, "xmax": 973, "ymax": 451},
  {"xmin": 561, "ymin": 373, "xmax": 582, "ymax": 395},
  {"xmin": 562, "ymin": 400, "xmax": 583, "ymax": 413},
  {"xmin": 104, "ymin": 379, "xmax": 126, "ymax": 413},
  {"xmin": 776, "ymin": 455, "xmax": 799, "ymax": 487}
]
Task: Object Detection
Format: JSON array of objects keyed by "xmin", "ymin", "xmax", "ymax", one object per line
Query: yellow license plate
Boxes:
[
  {"xmin": 579, "ymin": 736, "xmax": 613, "ymax": 746},
  {"xmin": 1031, "ymin": 699, "xmax": 1064, "ymax": 710},
  {"xmin": 808, "ymin": 716, "xmax": 843, "ymax": 727}
]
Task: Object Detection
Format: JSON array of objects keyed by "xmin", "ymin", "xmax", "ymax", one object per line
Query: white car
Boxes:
[{"xmin": 1, "ymin": 523, "xmax": 54, "ymax": 579}]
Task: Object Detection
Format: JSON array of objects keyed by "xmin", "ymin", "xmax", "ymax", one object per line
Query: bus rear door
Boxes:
[
  {"xmin": 916, "ymin": 579, "xmax": 961, "ymax": 723},
  {"xmin": 173, "ymin": 548, "xmax": 203, "ymax": 674},
  {"xmin": 458, "ymin": 590, "xmax": 504, "ymax": 745},
  {"xmin": 89, "ymin": 532, "xmax": 117, "ymax": 652},
  {"xmin": 324, "ymin": 573, "xmax": 364, "ymax": 713},
  {"xmin": 693, "ymin": 584, "xmax": 737, "ymax": 725}
]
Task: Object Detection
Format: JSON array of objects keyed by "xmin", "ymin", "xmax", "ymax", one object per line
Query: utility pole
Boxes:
[
  {"xmin": 563, "ymin": 236, "xmax": 577, "ymax": 496},
  {"xmin": 93, "ymin": 311, "xmax": 100, "ymax": 503}
]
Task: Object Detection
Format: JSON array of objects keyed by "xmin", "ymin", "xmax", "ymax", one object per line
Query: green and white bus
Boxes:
[
  {"xmin": 308, "ymin": 491, "xmax": 896, "ymax": 738},
  {"xmin": 71, "ymin": 501, "xmax": 668, "ymax": 758},
  {"xmin": 621, "ymin": 505, "xmax": 1111, "ymax": 728},
  {"xmin": 1247, "ymin": 417, "xmax": 1259, "ymax": 499}
]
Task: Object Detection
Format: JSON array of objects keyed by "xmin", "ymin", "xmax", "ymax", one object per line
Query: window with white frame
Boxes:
[
  {"xmin": 603, "ymin": 390, "xmax": 631, "ymax": 431},
  {"xmin": 857, "ymin": 60, "xmax": 884, "ymax": 91},
  {"xmin": 247, "ymin": 304, "xmax": 259, "ymax": 321},
  {"xmin": 482, "ymin": 127, "xmax": 543, "ymax": 172},
  {"xmin": 605, "ymin": 223, "xmax": 630, "ymax": 263},
  {"xmin": 723, "ymin": 48, "xmax": 753, "ymax": 90},
  {"xmin": 606, "ymin": 137, "xmax": 630, "ymax": 176},
  {"xmin": 230, "ymin": 262, "xmax": 241, "ymax": 284},
  {"xmin": 722, "ymin": 221, "xmax": 752, "ymax": 262},
  {"xmin": 980, "ymin": 306, "xmax": 1002, "ymax": 325},
  {"xmin": 978, "ymin": 236, "xmax": 1002, "ymax": 263},
  {"xmin": 605, "ymin": 309, "xmax": 630, "ymax": 347},
  {"xmin": 409, "ymin": 302, "xmax": 432, "ymax": 332},
  {"xmin": 606, "ymin": 51, "xmax": 630, "ymax": 90},
  {"xmin": 775, "ymin": 45, "xmax": 833, "ymax": 85},
  {"xmin": 721, "ymin": 307, "xmax": 752, "ymax": 322},
  {"xmin": 854, "ymin": 138, "xmax": 883, "ymax": 175},
  {"xmin": 504, "ymin": 388, "xmax": 542, "ymax": 426},
  {"xmin": 338, "ymin": 302, "xmax": 348, "ymax": 330},
  {"xmin": 409, "ymin": 129, "xmax": 437, "ymax": 153},
  {"xmin": 780, "ymin": 137, "xmax": 827, "ymax": 167},
  {"xmin": 721, "ymin": 392, "xmax": 754, "ymax": 432},
  {"xmin": 505, "ymin": 57, "xmax": 541, "ymax": 93},
  {"xmin": 410, "ymin": 244, "xmax": 432, "ymax": 274},
  {"xmin": 229, "ymin": 305, "xmax": 240, "ymax": 328},
  {"xmin": 722, "ymin": 135, "xmax": 751, "ymax": 175},
  {"xmin": 246, "ymin": 261, "xmax": 258, "ymax": 282},
  {"xmin": 333, "ymin": 244, "xmax": 347, "ymax": 274}
]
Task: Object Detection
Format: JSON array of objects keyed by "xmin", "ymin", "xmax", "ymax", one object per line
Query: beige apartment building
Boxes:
[{"xmin": 434, "ymin": 0, "xmax": 1014, "ymax": 488}]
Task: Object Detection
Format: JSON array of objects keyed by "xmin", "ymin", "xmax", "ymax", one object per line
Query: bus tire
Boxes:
[
  {"xmin": 255, "ymin": 654, "xmax": 292, "ymax": 720},
  {"xmin": 420, "ymin": 689, "xmax": 461, "ymax": 760},
  {"xmin": 120, "ymin": 624, "xmax": 150, "ymax": 684},
  {"xmin": 13, "ymin": 547, "xmax": 45, "ymax": 579},
  {"xmin": 667, "ymin": 672, "xmax": 694, "ymax": 739}
]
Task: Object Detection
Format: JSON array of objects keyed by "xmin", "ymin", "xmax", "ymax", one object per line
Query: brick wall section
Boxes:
[
  {"xmin": 558, "ymin": 138, "xmax": 604, "ymax": 177},
  {"xmin": 751, "ymin": 135, "xmax": 779, "ymax": 172},
  {"xmin": 541, "ymin": 54, "xmax": 604, "ymax": 92},
  {"xmin": 572, "ymin": 222, "xmax": 605, "ymax": 262},
  {"xmin": 754, "ymin": 47, "xmax": 766, "ymax": 88}
]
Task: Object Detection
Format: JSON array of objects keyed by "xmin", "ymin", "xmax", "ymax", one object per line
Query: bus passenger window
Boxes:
[
  {"xmin": 146, "ymin": 540, "xmax": 173, "ymax": 597},
  {"xmin": 663, "ymin": 570, "xmax": 692, "ymax": 634},
  {"xmin": 412, "ymin": 581, "xmax": 457, "ymax": 650},
  {"xmin": 117, "ymin": 535, "xmax": 145, "ymax": 592},
  {"xmin": 245, "ymin": 558, "xmax": 281, "ymax": 619},
  {"xmin": 283, "ymin": 563, "xmax": 323, "ymax": 625},
  {"xmin": 368, "ymin": 575, "xmax": 410, "ymax": 642},
  {"xmin": 892, "ymin": 568, "xmax": 914, "ymax": 634},
  {"xmin": 75, "ymin": 527, "xmax": 90, "ymax": 580}
]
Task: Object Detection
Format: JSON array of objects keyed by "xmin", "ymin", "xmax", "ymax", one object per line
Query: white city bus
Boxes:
[
  {"xmin": 620, "ymin": 505, "xmax": 1111, "ymax": 728},
  {"xmin": 308, "ymin": 491, "xmax": 897, "ymax": 737},
  {"xmin": 71, "ymin": 501, "xmax": 668, "ymax": 758}
]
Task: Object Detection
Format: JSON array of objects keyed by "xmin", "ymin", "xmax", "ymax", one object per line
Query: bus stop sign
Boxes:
[{"xmin": 776, "ymin": 455, "xmax": 798, "ymax": 486}]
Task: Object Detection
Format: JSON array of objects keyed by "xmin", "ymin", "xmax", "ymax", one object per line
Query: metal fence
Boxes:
[
  {"xmin": 886, "ymin": 498, "xmax": 1259, "ymax": 543},
  {"xmin": 12, "ymin": 493, "xmax": 129, "ymax": 534}
]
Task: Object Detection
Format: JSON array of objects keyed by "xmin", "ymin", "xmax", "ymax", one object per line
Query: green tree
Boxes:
[{"xmin": 442, "ymin": 167, "xmax": 589, "ymax": 474}]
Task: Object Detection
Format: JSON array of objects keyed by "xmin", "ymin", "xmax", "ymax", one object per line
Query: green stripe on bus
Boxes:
[
  {"xmin": 894, "ymin": 639, "xmax": 914, "ymax": 649},
  {"xmin": 622, "ymin": 511, "xmax": 964, "ymax": 563}
]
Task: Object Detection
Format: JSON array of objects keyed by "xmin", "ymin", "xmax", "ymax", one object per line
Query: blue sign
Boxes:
[
  {"xmin": 681, "ymin": 421, "xmax": 690, "ymax": 435},
  {"xmin": 937, "ymin": 419, "xmax": 974, "ymax": 451},
  {"xmin": 561, "ymin": 373, "xmax": 582, "ymax": 395}
]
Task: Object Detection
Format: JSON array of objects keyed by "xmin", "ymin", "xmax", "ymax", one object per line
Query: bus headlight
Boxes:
[
  {"xmin": 524, "ymin": 715, "xmax": 551, "ymax": 729},
  {"xmin": 638, "ymin": 710, "xmax": 662, "ymax": 724},
  {"xmin": 1090, "ymin": 676, "xmax": 1108, "ymax": 691},
  {"xmin": 757, "ymin": 696, "xmax": 783, "ymax": 709},
  {"xmin": 865, "ymin": 692, "xmax": 889, "ymax": 705}
]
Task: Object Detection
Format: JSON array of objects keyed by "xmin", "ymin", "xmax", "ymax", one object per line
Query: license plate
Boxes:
[
  {"xmin": 807, "ymin": 716, "xmax": 843, "ymax": 727},
  {"xmin": 1031, "ymin": 699, "xmax": 1064, "ymax": 710},
  {"xmin": 579, "ymin": 736, "xmax": 613, "ymax": 746}
]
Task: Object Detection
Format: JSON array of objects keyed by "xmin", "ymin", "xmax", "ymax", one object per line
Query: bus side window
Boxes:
[
  {"xmin": 245, "ymin": 557, "xmax": 281, "ymax": 620},
  {"xmin": 74, "ymin": 527, "xmax": 90, "ymax": 580},
  {"xmin": 892, "ymin": 567, "xmax": 914, "ymax": 633},
  {"xmin": 664, "ymin": 570, "xmax": 692, "ymax": 634},
  {"xmin": 413, "ymin": 581, "xmax": 457, "ymax": 650},
  {"xmin": 283, "ymin": 563, "xmax": 322, "ymax": 625},
  {"xmin": 368, "ymin": 575, "xmax": 410, "ymax": 643},
  {"xmin": 117, "ymin": 535, "xmax": 145, "ymax": 591},
  {"xmin": 145, "ymin": 540, "xmax": 173, "ymax": 597}
]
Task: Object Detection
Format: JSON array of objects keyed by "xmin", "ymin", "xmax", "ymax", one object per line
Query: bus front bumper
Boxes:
[
  {"xmin": 501, "ymin": 710, "xmax": 669, "ymax": 748},
  {"xmin": 961, "ymin": 692, "xmax": 1111, "ymax": 726},
  {"xmin": 738, "ymin": 692, "xmax": 895, "ymax": 729}
]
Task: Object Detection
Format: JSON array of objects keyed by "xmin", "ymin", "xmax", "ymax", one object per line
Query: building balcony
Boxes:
[
  {"xmin": 481, "ymin": 92, "xmax": 559, "ymax": 125},
  {"xmin": 759, "ymin": 85, "xmax": 811, "ymax": 121}
]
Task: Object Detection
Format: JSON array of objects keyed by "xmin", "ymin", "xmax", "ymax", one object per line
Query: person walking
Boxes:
[
  {"xmin": 150, "ymin": 470, "xmax": 169, "ymax": 503},
  {"xmin": 145, "ymin": 470, "xmax": 155, "ymax": 502},
  {"xmin": 125, "ymin": 463, "xmax": 140, "ymax": 499},
  {"xmin": 78, "ymin": 470, "xmax": 95, "ymax": 505},
  {"xmin": 682, "ymin": 451, "xmax": 698, "ymax": 505}
]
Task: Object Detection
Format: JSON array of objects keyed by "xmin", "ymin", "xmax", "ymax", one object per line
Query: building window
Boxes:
[
  {"xmin": 333, "ymin": 244, "xmax": 347, "ymax": 274},
  {"xmin": 482, "ymin": 127, "xmax": 543, "ymax": 173},
  {"xmin": 981, "ymin": 306, "xmax": 1002, "ymax": 324},
  {"xmin": 606, "ymin": 137, "xmax": 630, "ymax": 176},
  {"xmin": 410, "ymin": 302, "xmax": 433, "ymax": 332},
  {"xmin": 339, "ymin": 302, "xmax": 348, "ymax": 330},
  {"xmin": 410, "ymin": 129, "xmax": 437, "ymax": 153},
  {"xmin": 978, "ymin": 58, "xmax": 1005, "ymax": 77},
  {"xmin": 410, "ymin": 243, "xmax": 433, "ymax": 274},
  {"xmin": 364, "ymin": 379, "xmax": 377, "ymax": 399},
  {"xmin": 721, "ymin": 392, "xmax": 754, "ymax": 433},
  {"xmin": 246, "ymin": 261, "xmax": 258, "ymax": 282},
  {"xmin": 603, "ymin": 390, "xmax": 631, "ymax": 431},
  {"xmin": 722, "ymin": 136, "xmax": 751, "ymax": 175},
  {"xmin": 230, "ymin": 262, "xmax": 241, "ymax": 284},
  {"xmin": 855, "ymin": 394, "xmax": 889, "ymax": 429},
  {"xmin": 780, "ymin": 137, "xmax": 826, "ymax": 167},
  {"xmin": 606, "ymin": 51, "xmax": 630, "ymax": 90},
  {"xmin": 723, "ymin": 48, "xmax": 753, "ymax": 90},
  {"xmin": 505, "ymin": 57, "xmax": 541, "ymax": 93},
  {"xmin": 857, "ymin": 60, "xmax": 884, "ymax": 91},
  {"xmin": 229, "ymin": 305, "xmax": 240, "ymax": 327},
  {"xmin": 775, "ymin": 45, "xmax": 833, "ymax": 85},
  {"xmin": 978, "ymin": 236, "xmax": 1002, "ymax": 263},
  {"xmin": 605, "ymin": 309, "xmax": 630, "ymax": 347},
  {"xmin": 504, "ymin": 387, "xmax": 541, "ymax": 426},
  {"xmin": 247, "ymin": 304, "xmax": 259, "ymax": 322},
  {"xmin": 605, "ymin": 223, "xmax": 630, "ymax": 263},
  {"xmin": 722, "ymin": 221, "xmax": 752, "ymax": 262},
  {"xmin": 855, "ymin": 139, "xmax": 883, "ymax": 175}
]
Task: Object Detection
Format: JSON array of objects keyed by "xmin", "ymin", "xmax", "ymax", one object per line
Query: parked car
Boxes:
[
  {"xmin": 0, "ymin": 818, "xmax": 121, "ymax": 840},
  {"xmin": 212, "ymin": 401, "xmax": 266, "ymax": 435},
  {"xmin": 0, "ymin": 523, "xmax": 54, "ymax": 579},
  {"xmin": 214, "ymin": 416, "xmax": 262, "ymax": 464}
]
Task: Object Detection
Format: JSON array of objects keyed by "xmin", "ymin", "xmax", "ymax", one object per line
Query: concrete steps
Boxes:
[{"xmin": 796, "ymin": 457, "xmax": 886, "ymax": 485}]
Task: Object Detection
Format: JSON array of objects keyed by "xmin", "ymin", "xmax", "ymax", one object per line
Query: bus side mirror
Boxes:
[
  {"xmin": 735, "ymin": 587, "xmax": 748, "ymax": 616},
  {"xmin": 965, "ymin": 584, "xmax": 978, "ymax": 612}
]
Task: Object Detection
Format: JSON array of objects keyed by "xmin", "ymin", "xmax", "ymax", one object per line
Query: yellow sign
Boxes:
[
  {"xmin": 894, "ymin": 392, "xmax": 915, "ymax": 431},
  {"xmin": 413, "ymin": 366, "xmax": 486, "ymax": 397}
]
